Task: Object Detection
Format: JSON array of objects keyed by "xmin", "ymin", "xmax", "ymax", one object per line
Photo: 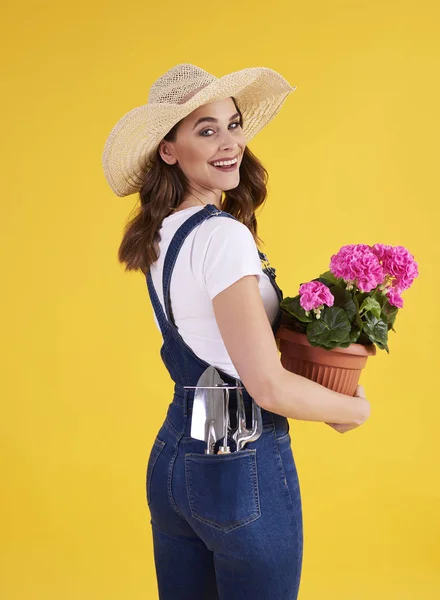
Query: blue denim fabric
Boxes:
[{"xmin": 145, "ymin": 204, "xmax": 303, "ymax": 599}]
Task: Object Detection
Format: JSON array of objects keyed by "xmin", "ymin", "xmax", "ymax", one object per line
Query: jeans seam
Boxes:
[
  {"xmin": 166, "ymin": 416, "xmax": 187, "ymax": 518},
  {"xmin": 164, "ymin": 417, "xmax": 180, "ymax": 440},
  {"xmin": 277, "ymin": 432, "xmax": 291, "ymax": 445},
  {"xmin": 147, "ymin": 438, "xmax": 166, "ymax": 506},
  {"xmin": 273, "ymin": 428, "xmax": 303, "ymax": 568},
  {"xmin": 272, "ymin": 428, "xmax": 294, "ymax": 510}
]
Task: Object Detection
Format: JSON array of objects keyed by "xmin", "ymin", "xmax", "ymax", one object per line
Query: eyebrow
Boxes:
[{"xmin": 192, "ymin": 112, "xmax": 241, "ymax": 130}]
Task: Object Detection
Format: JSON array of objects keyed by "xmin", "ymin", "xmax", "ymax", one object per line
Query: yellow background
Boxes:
[{"xmin": 2, "ymin": 1, "xmax": 439, "ymax": 598}]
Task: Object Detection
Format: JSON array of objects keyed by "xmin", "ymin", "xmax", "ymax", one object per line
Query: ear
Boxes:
[{"xmin": 159, "ymin": 140, "xmax": 177, "ymax": 165}]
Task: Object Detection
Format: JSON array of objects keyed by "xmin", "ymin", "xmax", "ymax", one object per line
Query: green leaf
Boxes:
[
  {"xmin": 329, "ymin": 285, "xmax": 357, "ymax": 323},
  {"xmin": 357, "ymin": 332, "xmax": 372, "ymax": 345},
  {"xmin": 313, "ymin": 277, "xmax": 333, "ymax": 288},
  {"xmin": 362, "ymin": 313, "xmax": 389, "ymax": 348},
  {"xmin": 279, "ymin": 310, "xmax": 307, "ymax": 333},
  {"xmin": 319, "ymin": 270, "xmax": 341, "ymax": 286},
  {"xmin": 280, "ymin": 296, "xmax": 312, "ymax": 323},
  {"xmin": 380, "ymin": 298, "xmax": 399, "ymax": 331},
  {"xmin": 306, "ymin": 306, "xmax": 352, "ymax": 348},
  {"xmin": 349, "ymin": 325, "xmax": 361, "ymax": 344},
  {"xmin": 352, "ymin": 294, "xmax": 364, "ymax": 329},
  {"xmin": 356, "ymin": 291, "xmax": 371, "ymax": 304},
  {"xmin": 359, "ymin": 297, "xmax": 382, "ymax": 320}
]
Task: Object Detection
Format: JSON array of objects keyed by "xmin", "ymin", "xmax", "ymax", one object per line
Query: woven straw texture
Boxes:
[{"xmin": 102, "ymin": 63, "xmax": 297, "ymax": 197}]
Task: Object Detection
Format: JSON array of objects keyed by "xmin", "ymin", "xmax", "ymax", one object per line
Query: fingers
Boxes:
[{"xmin": 355, "ymin": 384, "xmax": 365, "ymax": 398}]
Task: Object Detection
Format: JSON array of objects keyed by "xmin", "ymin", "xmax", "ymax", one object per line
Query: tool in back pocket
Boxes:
[{"xmin": 185, "ymin": 366, "xmax": 263, "ymax": 454}]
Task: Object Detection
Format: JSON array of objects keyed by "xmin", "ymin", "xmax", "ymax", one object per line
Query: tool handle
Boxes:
[{"xmin": 183, "ymin": 385, "xmax": 245, "ymax": 390}]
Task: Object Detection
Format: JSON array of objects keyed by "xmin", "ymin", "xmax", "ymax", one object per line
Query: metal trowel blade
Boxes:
[{"xmin": 190, "ymin": 366, "xmax": 226, "ymax": 451}]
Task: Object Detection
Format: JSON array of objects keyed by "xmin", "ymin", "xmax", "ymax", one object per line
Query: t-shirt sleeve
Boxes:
[{"xmin": 197, "ymin": 217, "xmax": 262, "ymax": 301}]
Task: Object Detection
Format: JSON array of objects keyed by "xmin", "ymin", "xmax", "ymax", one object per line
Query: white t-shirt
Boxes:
[{"xmin": 149, "ymin": 205, "xmax": 279, "ymax": 379}]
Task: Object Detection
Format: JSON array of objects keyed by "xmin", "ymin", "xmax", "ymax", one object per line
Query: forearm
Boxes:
[{"xmin": 260, "ymin": 367, "xmax": 367, "ymax": 424}]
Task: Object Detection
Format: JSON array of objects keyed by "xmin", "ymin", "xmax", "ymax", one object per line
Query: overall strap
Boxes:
[
  {"xmin": 146, "ymin": 204, "xmax": 234, "ymax": 337},
  {"xmin": 162, "ymin": 205, "xmax": 236, "ymax": 329}
]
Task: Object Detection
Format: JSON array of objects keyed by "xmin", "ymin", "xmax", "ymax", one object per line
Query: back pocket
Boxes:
[{"xmin": 184, "ymin": 449, "xmax": 261, "ymax": 533}]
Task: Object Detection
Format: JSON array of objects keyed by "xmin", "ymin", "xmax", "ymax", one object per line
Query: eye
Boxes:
[{"xmin": 200, "ymin": 121, "xmax": 242, "ymax": 136}]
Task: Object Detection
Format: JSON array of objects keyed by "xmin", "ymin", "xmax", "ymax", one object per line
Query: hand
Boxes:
[{"xmin": 325, "ymin": 384, "xmax": 370, "ymax": 434}]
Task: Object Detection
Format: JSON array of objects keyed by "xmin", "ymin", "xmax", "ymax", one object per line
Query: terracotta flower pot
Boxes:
[{"xmin": 275, "ymin": 326, "xmax": 376, "ymax": 396}]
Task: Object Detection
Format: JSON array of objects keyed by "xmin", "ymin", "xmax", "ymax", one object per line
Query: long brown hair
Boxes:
[{"xmin": 118, "ymin": 98, "xmax": 269, "ymax": 275}]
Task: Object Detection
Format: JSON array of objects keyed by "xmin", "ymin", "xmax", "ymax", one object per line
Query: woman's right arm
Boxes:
[{"xmin": 212, "ymin": 274, "xmax": 370, "ymax": 425}]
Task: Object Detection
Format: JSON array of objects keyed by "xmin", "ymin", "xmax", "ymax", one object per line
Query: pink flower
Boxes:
[
  {"xmin": 371, "ymin": 244, "xmax": 419, "ymax": 291},
  {"xmin": 369, "ymin": 243, "xmax": 391, "ymax": 262},
  {"xmin": 299, "ymin": 281, "xmax": 334, "ymax": 312},
  {"xmin": 329, "ymin": 244, "xmax": 385, "ymax": 292},
  {"xmin": 386, "ymin": 286, "xmax": 404, "ymax": 308}
]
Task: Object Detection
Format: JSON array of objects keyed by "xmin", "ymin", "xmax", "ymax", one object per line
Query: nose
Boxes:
[{"xmin": 218, "ymin": 129, "xmax": 240, "ymax": 150}]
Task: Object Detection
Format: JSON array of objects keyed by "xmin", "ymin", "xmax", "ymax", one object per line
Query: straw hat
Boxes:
[{"xmin": 102, "ymin": 63, "xmax": 297, "ymax": 197}]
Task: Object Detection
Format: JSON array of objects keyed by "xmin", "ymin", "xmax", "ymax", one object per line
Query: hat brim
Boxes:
[{"xmin": 102, "ymin": 67, "xmax": 297, "ymax": 197}]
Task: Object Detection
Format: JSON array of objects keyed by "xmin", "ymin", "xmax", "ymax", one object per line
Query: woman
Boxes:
[{"xmin": 102, "ymin": 63, "xmax": 370, "ymax": 599}]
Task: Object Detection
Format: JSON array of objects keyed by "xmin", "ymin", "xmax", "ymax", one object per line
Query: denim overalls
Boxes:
[{"xmin": 145, "ymin": 204, "xmax": 303, "ymax": 600}]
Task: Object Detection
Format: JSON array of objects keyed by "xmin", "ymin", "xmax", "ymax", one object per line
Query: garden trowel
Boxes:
[{"xmin": 190, "ymin": 366, "xmax": 227, "ymax": 454}]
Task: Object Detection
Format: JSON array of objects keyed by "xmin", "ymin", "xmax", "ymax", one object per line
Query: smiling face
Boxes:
[{"xmin": 158, "ymin": 97, "xmax": 246, "ymax": 203}]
